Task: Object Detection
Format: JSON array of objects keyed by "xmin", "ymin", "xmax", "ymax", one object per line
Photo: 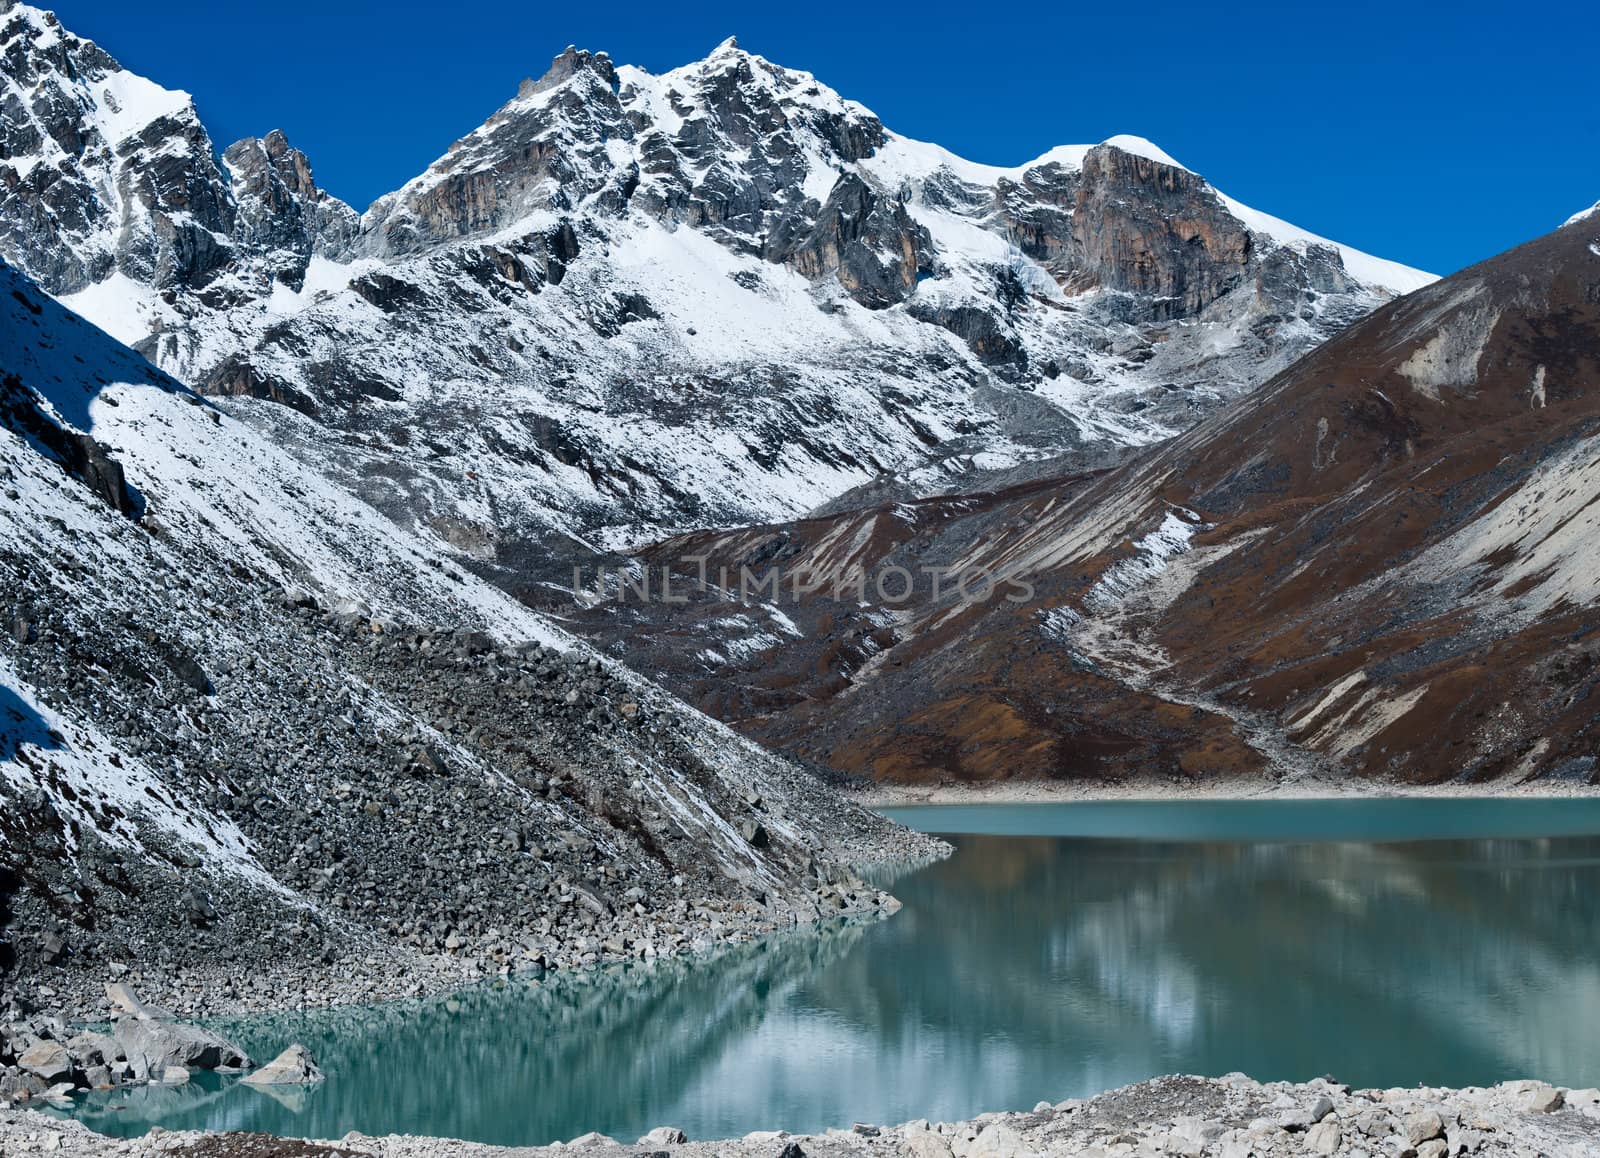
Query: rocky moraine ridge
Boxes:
[
  {"xmin": 4, "ymin": 1074, "xmax": 1599, "ymax": 1155},
  {"xmin": 0, "ymin": 251, "xmax": 941, "ymax": 1060}
]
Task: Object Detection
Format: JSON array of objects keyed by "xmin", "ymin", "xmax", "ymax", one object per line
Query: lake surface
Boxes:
[{"xmin": 63, "ymin": 798, "xmax": 1600, "ymax": 1146}]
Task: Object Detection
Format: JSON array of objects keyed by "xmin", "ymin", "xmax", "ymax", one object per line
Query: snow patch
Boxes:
[{"xmin": 1085, "ymin": 511, "xmax": 1201, "ymax": 611}]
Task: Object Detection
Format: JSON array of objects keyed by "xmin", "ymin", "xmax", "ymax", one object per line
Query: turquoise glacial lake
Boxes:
[{"xmin": 62, "ymin": 798, "xmax": 1600, "ymax": 1146}]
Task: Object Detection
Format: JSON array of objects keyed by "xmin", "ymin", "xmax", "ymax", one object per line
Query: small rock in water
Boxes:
[
  {"xmin": 161, "ymin": 1066, "xmax": 190, "ymax": 1085},
  {"xmin": 242, "ymin": 1043, "xmax": 325, "ymax": 1085}
]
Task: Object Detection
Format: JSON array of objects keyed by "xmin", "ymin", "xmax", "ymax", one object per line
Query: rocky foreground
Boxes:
[{"xmin": 2, "ymin": 1073, "xmax": 1598, "ymax": 1156}]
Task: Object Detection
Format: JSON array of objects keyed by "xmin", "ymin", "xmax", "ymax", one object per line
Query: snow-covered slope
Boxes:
[
  {"xmin": 0, "ymin": 6, "xmax": 1435, "ymax": 578},
  {"xmin": 0, "ymin": 255, "xmax": 931, "ymax": 1012}
]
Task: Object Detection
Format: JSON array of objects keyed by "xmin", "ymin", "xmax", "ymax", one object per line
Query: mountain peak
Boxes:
[
  {"xmin": 1095, "ymin": 134, "xmax": 1188, "ymax": 170},
  {"xmin": 517, "ymin": 43, "xmax": 617, "ymax": 99}
]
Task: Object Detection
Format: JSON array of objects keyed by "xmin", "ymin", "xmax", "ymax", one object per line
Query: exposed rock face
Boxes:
[
  {"xmin": 0, "ymin": 3, "xmax": 236, "ymax": 295},
  {"xmin": 0, "ymin": 3, "xmax": 356, "ymax": 321},
  {"xmin": 224, "ymin": 130, "xmax": 360, "ymax": 289},
  {"xmin": 363, "ymin": 48, "xmax": 628, "ymax": 255},
  {"xmin": 0, "ymin": 368, "xmax": 140, "ymax": 516},
  {"xmin": 764, "ymin": 173, "xmax": 929, "ymax": 307},
  {"xmin": 1070, "ymin": 145, "xmax": 1254, "ymax": 318}
]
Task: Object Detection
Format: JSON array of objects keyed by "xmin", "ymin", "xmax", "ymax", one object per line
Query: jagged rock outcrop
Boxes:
[
  {"xmin": 224, "ymin": 129, "xmax": 360, "ymax": 287},
  {"xmin": 764, "ymin": 173, "xmax": 929, "ymax": 307},
  {"xmin": 362, "ymin": 48, "xmax": 629, "ymax": 255},
  {"xmin": 0, "ymin": 3, "xmax": 235, "ymax": 295},
  {"xmin": 0, "ymin": 3, "xmax": 357, "ymax": 326},
  {"xmin": 1069, "ymin": 144, "xmax": 1254, "ymax": 318}
]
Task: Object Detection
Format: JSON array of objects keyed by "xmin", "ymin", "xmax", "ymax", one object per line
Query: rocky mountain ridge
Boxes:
[{"xmin": 0, "ymin": 4, "xmax": 1432, "ymax": 580}]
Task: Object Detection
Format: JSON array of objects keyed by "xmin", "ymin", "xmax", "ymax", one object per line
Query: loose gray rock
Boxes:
[
  {"xmin": 17, "ymin": 1040, "xmax": 70, "ymax": 1083},
  {"xmin": 638, "ymin": 1127, "xmax": 688, "ymax": 1146},
  {"xmin": 1405, "ymin": 1110, "xmax": 1445, "ymax": 1145},
  {"xmin": 113, "ymin": 1017, "xmax": 252, "ymax": 1075},
  {"xmin": 1305, "ymin": 1119, "xmax": 1341, "ymax": 1155},
  {"xmin": 242, "ymin": 1043, "xmax": 325, "ymax": 1086}
]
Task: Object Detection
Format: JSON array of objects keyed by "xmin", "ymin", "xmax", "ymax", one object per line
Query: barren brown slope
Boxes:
[{"xmin": 566, "ymin": 213, "xmax": 1600, "ymax": 788}]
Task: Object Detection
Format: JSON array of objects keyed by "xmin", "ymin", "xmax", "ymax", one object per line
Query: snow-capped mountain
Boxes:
[
  {"xmin": 575, "ymin": 210, "xmax": 1600, "ymax": 789},
  {"xmin": 0, "ymin": 252, "xmax": 933, "ymax": 1010},
  {"xmin": 0, "ymin": 4, "xmax": 1432, "ymax": 577}
]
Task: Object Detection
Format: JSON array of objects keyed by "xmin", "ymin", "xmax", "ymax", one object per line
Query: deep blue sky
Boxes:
[{"xmin": 45, "ymin": 0, "xmax": 1600, "ymax": 275}]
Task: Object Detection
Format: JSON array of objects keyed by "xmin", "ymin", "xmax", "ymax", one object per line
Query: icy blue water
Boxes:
[{"xmin": 63, "ymin": 798, "xmax": 1600, "ymax": 1146}]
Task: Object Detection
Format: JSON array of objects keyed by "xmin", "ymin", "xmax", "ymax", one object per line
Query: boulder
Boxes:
[
  {"xmin": 638, "ymin": 1127, "xmax": 688, "ymax": 1146},
  {"xmin": 0, "ymin": 1069, "xmax": 48, "ymax": 1101},
  {"xmin": 903, "ymin": 1133, "xmax": 952, "ymax": 1158},
  {"xmin": 1524, "ymin": 1086, "xmax": 1565, "ymax": 1113},
  {"xmin": 567, "ymin": 1132, "xmax": 618, "ymax": 1149},
  {"xmin": 242, "ymin": 1043, "xmax": 325, "ymax": 1086},
  {"xmin": 969, "ymin": 1121, "xmax": 1029, "ymax": 1158},
  {"xmin": 1304, "ymin": 1119, "xmax": 1341, "ymax": 1155},
  {"xmin": 36, "ymin": 930, "xmax": 67, "ymax": 964},
  {"xmin": 1404, "ymin": 1111, "xmax": 1445, "ymax": 1145},
  {"xmin": 113, "ymin": 1016, "xmax": 252, "ymax": 1076},
  {"xmin": 104, "ymin": 981, "xmax": 172, "ymax": 1021},
  {"xmin": 64, "ymin": 1032, "xmax": 119, "ymax": 1070},
  {"xmin": 18, "ymin": 1040, "xmax": 71, "ymax": 1083}
]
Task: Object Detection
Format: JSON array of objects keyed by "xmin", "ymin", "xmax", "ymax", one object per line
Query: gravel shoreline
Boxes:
[
  {"xmin": 4, "ymin": 1072, "xmax": 1597, "ymax": 1156},
  {"xmin": 0, "ymin": 831, "xmax": 947, "ymax": 1029},
  {"xmin": 855, "ymin": 778, "xmax": 1600, "ymax": 806}
]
